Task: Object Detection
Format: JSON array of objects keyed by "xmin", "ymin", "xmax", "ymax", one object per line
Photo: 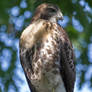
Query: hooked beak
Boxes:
[{"xmin": 57, "ymin": 11, "xmax": 64, "ymax": 20}]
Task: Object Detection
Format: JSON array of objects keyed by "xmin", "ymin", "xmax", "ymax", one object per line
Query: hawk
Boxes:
[{"xmin": 19, "ymin": 3, "xmax": 76, "ymax": 92}]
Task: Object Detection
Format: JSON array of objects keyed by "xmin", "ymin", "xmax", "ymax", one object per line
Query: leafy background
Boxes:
[{"xmin": 0, "ymin": 0, "xmax": 92, "ymax": 92}]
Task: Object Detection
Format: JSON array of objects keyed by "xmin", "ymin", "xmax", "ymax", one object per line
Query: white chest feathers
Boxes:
[{"xmin": 30, "ymin": 32, "xmax": 66, "ymax": 92}]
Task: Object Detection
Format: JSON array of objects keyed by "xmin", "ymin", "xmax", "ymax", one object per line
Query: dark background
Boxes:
[{"xmin": 0, "ymin": 0, "xmax": 92, "ymax": 92}]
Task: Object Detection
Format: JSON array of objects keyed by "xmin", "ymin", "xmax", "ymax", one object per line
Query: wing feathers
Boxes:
[{"xmin": 58, "ymin": 25, "xmax": 76, "ymax": 92}]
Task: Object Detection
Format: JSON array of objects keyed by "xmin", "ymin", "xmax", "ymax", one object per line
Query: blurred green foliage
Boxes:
[{"xmin": 0, "ymin": 0, "xmax": 92, "ymax": 92}]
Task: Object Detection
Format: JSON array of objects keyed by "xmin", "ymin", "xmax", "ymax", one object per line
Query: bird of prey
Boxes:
[{"xmin": 19, "ymin": 3, "xmax": 76, "ymax": 92}]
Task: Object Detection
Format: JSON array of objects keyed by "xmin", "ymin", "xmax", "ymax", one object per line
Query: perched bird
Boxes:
[{"xmin": 19, "ymin": 3, "xmax": 76, "ymax": 92}]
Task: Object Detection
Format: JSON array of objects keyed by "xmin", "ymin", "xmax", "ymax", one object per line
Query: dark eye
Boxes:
[{"xmin": 48, "ymin": 8, "xmax": 56, "ymax": 12}]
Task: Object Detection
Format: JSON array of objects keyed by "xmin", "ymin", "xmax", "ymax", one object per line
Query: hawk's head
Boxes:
[{"xmin": 31, "ymin": 3, "xmax": 63, "ymax": 23}]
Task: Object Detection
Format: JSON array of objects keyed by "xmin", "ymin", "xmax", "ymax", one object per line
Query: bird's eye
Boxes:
[{"xmin": 48, "ymin": 8, "xmax": 56, "ymax": 12}]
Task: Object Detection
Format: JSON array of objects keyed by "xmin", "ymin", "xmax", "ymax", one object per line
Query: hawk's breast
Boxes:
[
  {"xmin": 20, "ymin": 20, "xmax": 67, "ymax": 92},
  {"xmin": 30, "ymin": 24, "xmax": 66, "ymax": 92}
]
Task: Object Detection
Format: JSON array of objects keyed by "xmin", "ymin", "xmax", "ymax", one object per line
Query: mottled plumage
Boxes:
[{"xmin": 19, "ymin": 3, "xmax": 76, "ymax": 92}]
